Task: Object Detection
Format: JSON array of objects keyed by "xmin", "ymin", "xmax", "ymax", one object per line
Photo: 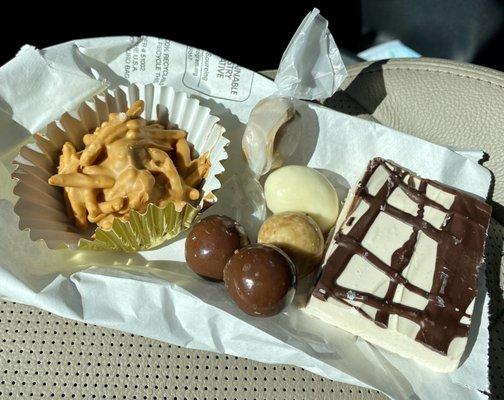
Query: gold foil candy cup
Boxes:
[
  {"xmin": 12, "ymin": 84, "xmax": 228, "ymax": 251},
  {"xmin": 78, "ymin": 203, "xmax": 199, "ymax": 251}
]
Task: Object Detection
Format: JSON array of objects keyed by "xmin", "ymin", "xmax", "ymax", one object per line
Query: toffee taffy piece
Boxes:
[
  {"xmin": 258, "ymin": 212, "xmax": 324, "ymax": 278},
  {"xmin": 185, "ymin": 215, "xmax": 249, "ymax": 281},
  {"xmin": 223, "ymin": 244, "xmax": 296, "ymax": 317},
  {"xmin": 305, "ymin": 158, "xmax": 492, "ymax": 372}
]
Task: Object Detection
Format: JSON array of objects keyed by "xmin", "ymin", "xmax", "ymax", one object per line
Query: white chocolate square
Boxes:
[
  {"xmin": 361, "ymin": 212, "xmax": 414, "ymax": 266},
  {"xmin": 423, "ymin": 205, "xmax": 448, "ymax": 229},
  {"xmin": 426, "ymin": 184, "xmax": 455, "ymax": 209},
  {"xmin": 366, "ymin": 164, "xmax": 389, "ymax": 196},
  {"xmin": 387, "ymin": 187, "xmax": 419, "ymax": 216},
  {"xmin": 306, "ymin": 159, "xmax": 489, "ymax": 372},
  {"xmin": 336, "ymin": 255, "xmax": 389, "ymax": 298},
  {"xmin": 341, "ymin": 200, "xmax": 369, "ymax": 235},
  {"xmin": 400, "ymin": 232, "xmax": 437, "ymax": 293}
]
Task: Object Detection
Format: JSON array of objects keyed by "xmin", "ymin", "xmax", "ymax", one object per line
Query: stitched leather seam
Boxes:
[
  {"xmin": 346, "ymin": 67, "xmax": 504, "ymax": 89},
  {"xmin": 349, "ymin": 58, "xmax": 503, "ymax": 80}
]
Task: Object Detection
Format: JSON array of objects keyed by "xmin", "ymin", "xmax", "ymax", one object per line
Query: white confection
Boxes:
[
  {"xmin": 361, "ymin": 212, "xmax": 413, "ymax": 265},
  {"xmin": 390, "ymin": 287, "xmax": 427, "ymax": 338},
  {"xmin": 360, "ymin": 304, "xmax": 379, "ymax": 320},
  {"xmin": 345, "ymin": 300, "xmax": 378, "ymax": 320},
  {"xmin": 341, "ymin": 201, "xmax": 369, "ymax": 235},
  {"xmin": 366, "ymin": 165, "xmax": 389, "ymax": 196},
  {"xmin": 305, "ymin": 162, "xmax": 476, "ymax": 372},
  {"xmin": 393, "ymin": 287, "xmax": 429, "ymax": 311},
  {"xmin": 336, "ymin": 255, "xmax": 389, "ymax": 298},
  {"xmin": 400, "ymin": 232, "xmax": 437, "ymax": 293},
  {"xmin": 466, "ymin": 298, "xmax": 475, "ymax": 315},
  {"xmin": 460, "ymin": 299, "xmax": 475, "ymax": 325},
  {"xmin": 447, "ymin": 337, "xmax": 467, "ymax": 361},
  {"xmin": 264, "ymin": 166, "xmax": 339, "ymax": 232},
  {"xmin": 426, "ymin": 184, "xmax": 455, "ymax": 209},
  {"xmin": 394, "ymin": 315, "xmax": 421, "ymax": 338},
  {"xmin": 423, "ymin": 205, "xmax": 447, "ymax": 229},
  {"xmin": 387, "ymin": 187, "xmax": 419, "ymax": 216},
  {"xmin": 306, "ymin": 297, "xmax": 463, "ymax": 372},
  {"xmin": 402, "ymin": 174, "xmax": 421, "ymax": 189}
]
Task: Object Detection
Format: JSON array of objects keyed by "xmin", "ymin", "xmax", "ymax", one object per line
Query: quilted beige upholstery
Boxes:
[
  {"xmin": 336, "ymin": 58, "xmax": 504, "ymax": 222},
  {"xmin": 0, "ymin": 59, "xmax": 503, "ymax": 399}
]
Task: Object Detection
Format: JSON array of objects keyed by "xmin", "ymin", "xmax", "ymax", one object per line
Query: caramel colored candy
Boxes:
[
  {"xmin": 258, "ymin": 212, "xmax": 324, "ymax": 278},
  {"xmin": 223, "ymin": 244, "xmax": 296, "ymax": 317},
  {"xmin": 185, "ymin": 215, "xmax": 249, "ymax": 281},
  {"xmin": 264, "ymin": 166, "xmax": 339, "ymax": 233},
  {"xmin": 47, "ymin": 101, "xmax": 211, "ymax": 231}
]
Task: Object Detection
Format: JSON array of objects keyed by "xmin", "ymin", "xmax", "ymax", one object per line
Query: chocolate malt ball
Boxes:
[
  {"xmin": 223, "ymin": 244, "xmax": 296, "ymax": 317},
  {"xmin": 185, "ymin": 215, "xmax": 249, "ymax": 281}
]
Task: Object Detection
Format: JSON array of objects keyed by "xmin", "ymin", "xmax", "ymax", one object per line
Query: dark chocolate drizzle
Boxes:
[{"xmin": 313, "ymin": 158, "xmax": 492, "ymax": 355}]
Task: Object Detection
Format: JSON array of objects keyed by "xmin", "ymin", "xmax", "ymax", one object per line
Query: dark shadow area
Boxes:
[
  {"xmin": 485, "ymin": 220, "xmax": 504, "ymax": 399},
  {"xmin": 459, "ymin": 264, "xmax": 487, "ymax": 366},
  {"xmin": 327, "ymin": 60, "xmax": 388, "ymax": 117},
  {"xmin": 456, "ymin": 219, "xmax": 503, "ymax": 400},
  {"xmin": 0, "ymin": 3, "xmax": 364, "ymax": 73},
  {"xmin": 323, "ymin": 91, "xmax": 375, "ymax": 119},
  {"xmin": 361, "ymin": 0, "xmax": 504, "ymax": 71},
  {"xmin": 473, "ymin": 22, "xmax": 504, "ymax": 72},
  {"xmin": 461, "ymin": 214, "xmax": 504, "ymax": 368},
  {"xmin": 490, "ymin": 200, "xmax": 504, "ymax": 226},
  {"xmin": 486, "ymin": 221, "xmax": 504, "ymax": 325},
  {"xmin": 489, "ymin": 316, "xmax": 504, "ymax": 400},
  {"xmin": 484, "ymin": 163, "xmax": 504, "ymax": 224}
]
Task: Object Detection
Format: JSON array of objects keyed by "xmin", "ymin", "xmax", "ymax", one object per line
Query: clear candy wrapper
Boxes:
[
  {"xmin": 243, "ymin": 9, "xmax": 347, "ymax": 179},
  {"xmin": 275, "ymin": 8, "xmax": 347, "ymax": 101}
]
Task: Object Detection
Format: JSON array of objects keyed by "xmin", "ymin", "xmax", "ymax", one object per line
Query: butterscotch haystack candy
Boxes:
[
  {"xmin": 13, "ymin": 85, "xmax": 228, "ymax": 251},
  {"xmin": 48, "ymin": 100, "xmax": 211, "ymax": 231}
]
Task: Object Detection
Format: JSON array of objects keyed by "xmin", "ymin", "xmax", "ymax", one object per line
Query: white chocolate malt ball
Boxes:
[
  {"xmin": 258, "ymin": 212, "xmax": 324, "ymax": 278},
  {"xmin": 264, "ymin": 166, "xmax": 339, "ymax": 233}
]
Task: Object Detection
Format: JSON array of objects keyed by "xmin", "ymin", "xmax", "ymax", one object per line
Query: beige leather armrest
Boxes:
[{"xmin": 337, "ymin": 58, "xmax": 504, "ymax": 221}]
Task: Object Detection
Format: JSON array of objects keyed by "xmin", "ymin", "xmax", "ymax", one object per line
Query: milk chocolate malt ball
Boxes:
[
  {"xmin": 223, "ymin": 244, "xmax": 296, "ymax": 317},
  {"xmin": 258, "ymin": 212, "xmax": 324, "ymax": 278},
  {"xmin": 185, "ymin": 215, "xmax": 249, "ymax": 281}
]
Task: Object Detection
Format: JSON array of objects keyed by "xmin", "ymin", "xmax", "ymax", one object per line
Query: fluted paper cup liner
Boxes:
[{"xmin": 12, "ymin": 84, "xmax": 228, "ymax": 251}]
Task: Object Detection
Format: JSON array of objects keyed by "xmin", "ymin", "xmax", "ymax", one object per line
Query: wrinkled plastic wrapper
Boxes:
[
  {"xmin": 275, "ymin": 8, "xmax": 347, "ymax": 101},
  {"xmin": 0, "ymin": 9, "xmax": 492, "ymax": 400},
  {"xmin": 242, "ymin": 9, "xmax": 346, "ymax": 179}
]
